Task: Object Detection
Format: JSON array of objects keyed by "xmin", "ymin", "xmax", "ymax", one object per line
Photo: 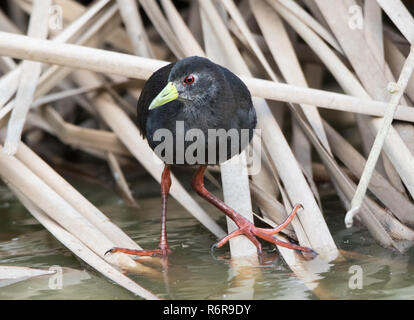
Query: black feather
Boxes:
[
  {"xmin": 136, "ymin": 57, "xmax": 256, "ymax": 165},
  {"xmin": 136, "ymin": 62, "xmax": 175, "ymax": 136}
]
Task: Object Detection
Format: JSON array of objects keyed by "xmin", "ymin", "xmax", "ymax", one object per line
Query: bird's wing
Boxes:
[
  {"xmin": 136, "ymin": 62, "xmax": 175, "ymax": 137},
  {"xmin": 219, "ymin": 65, "xmax": 256, "ymax": 129},
  {"xmin": 219, "ymin": 65, "xmax": 253, "ymax": 111}
]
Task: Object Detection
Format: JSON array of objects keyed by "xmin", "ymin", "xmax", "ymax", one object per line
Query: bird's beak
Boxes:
[{"xmin": 148, "ymin": 82, "xmax": 179, "ymax": 110}]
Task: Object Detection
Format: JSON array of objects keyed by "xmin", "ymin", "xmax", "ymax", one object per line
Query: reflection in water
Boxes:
[
  {"xmin": 1, "ymin": 178, "xmax": 414, "ymax": 299},
  {"xmin": 224, "ymin": 256, "xmax": 260, "ymax": 300}
]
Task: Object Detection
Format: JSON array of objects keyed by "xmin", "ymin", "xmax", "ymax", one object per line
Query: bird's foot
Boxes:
[
  {"xmin": 105, "ymin": 246, "xmax": 171, "ymax": 257},
  {"xmin": 212, "ymin": 204, "xmax": 317, "ymax": 260}
]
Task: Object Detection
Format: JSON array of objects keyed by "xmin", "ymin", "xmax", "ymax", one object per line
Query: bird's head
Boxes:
[{"xmin": 148, "ymin": 56, "xmax": 223, "ymax": 110}]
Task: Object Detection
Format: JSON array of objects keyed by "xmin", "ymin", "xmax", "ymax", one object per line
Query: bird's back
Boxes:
[{"xmin": 218, "ymin": 65, "xmax": 256, "ymax": 132}]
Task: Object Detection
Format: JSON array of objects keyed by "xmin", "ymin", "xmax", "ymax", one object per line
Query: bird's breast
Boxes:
[{"xmin": 145, "ymin": 101, "xmax": 255, "ymax": 166}]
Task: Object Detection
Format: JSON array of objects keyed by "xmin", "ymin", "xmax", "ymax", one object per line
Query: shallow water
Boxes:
[{"xmin": 1, "ymin": 173, "xmax": 414, "ymax": 300}]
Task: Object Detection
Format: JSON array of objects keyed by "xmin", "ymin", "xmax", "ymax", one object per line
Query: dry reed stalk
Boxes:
[
  {"xmin": 0, "ymin": 0, "xmax": 410, "ymax": 258},
  {"xmin": 12, "ymin": 141, "xmax": 142, "ymax": 251},
  {"xmin": 138, "ymin": 0, "xmax": 185, "ymax": 59},
  {"xmin": 314, "ymin": 2, "xmax": 405, "ymax": 189},
  {"xmin": 75, "ymin": 1, "xmax": 166, "ymax": 60},
  {"xmin": 314, "ymin": 0, "xmax": 406, "ymax": 194},
  {"xmin": 2, "ymin": 107, "xmax": 140, "ymax": 270},
  {"xmin": 200, "ymin": 0, "xmax": 257, "ymax": 259},
  {"xmin": 3, "ymin": 0, "xmax": 51, "ymax": 155},
  {"xmin": 0, "ymin": 8, "xmax": 22, "ymax": 34},
  {"xmin": 312, "ymin": 126, "xmax": 414, "ymax": 244},
  {"xmin": 346, "ymin": 46, "xmax": 414, "ymax": 227},
  {"xmin": 31, "ymin": 80, "xmax": 132, "ymax": 108},
  {"xmin": 2, "ymin": 31, "xmax": 414, "ymax": 121},
  {"xmin": 18, "ymin": 0, "xmax": 111, "ymax": 42},
  {"xmin": 79, "ymin": 11, "xmax": 226, "ymax": 242},
  {"xmin": 289, "ymin": 105, "xmax": 397, "ymax": 248},
  {"xmin": 271, "ymin": 0, "xmax": 414, "ymax": 210},
  {"xmin": 25, "ymin": 112, "xmax": 54, "ymax": 135},
  {"xmin": 42, "ymin": 105, "xmax": 130, "ymax": 156},
  {"xmin": 0, "ymin": 0, "xmax": 116, "ymax": 118},
  {"xmin": 273, "ymin": 1, "xmax": 410, "ymax": 244},
  {"xmin": 197, "ymin": 6, "xmax": 259, "ymax": 297},
  {"xmin": 264, "ymin": 143, "xmax": 314, "ymax": 249},
  {"xmin": 35, "ymin": 3, "xmax": 121, "ymax": 95},
  {"xmin": 0, "ymin": 143, "xmax": 157, "ymax": 275},
  {"xmin": 241, "ymin": 77, "xmax": 414, "ymax": 121},
  {"xmin": 45, "ymin": 0, "xmax": 84, "ymax": 22},
  {"xmin": 249, "ymin": 135, "xmax": 281, "ymax": 211},
  {"xmin": 108, "ymin": 1, "xmax": 238, "ymax": 242},
  {"xmin": 297, "ymin": 67, "xmax": 414, "ymax": 245},
  {"xmin": 385, "ymin": 37, "xmax": 414, "ymax": 102},
  {"xmin": 9, "ymin": 185, "xmax": 159, "ymax": 299},
  {"xmin": 252, "ymin": 0, "xmax": 330, "ymax": 153},
  {"xmin": 104, "ymin": 82, "xmax": 138, "ymax": 116},
  {"xmin": 6, "ymin": 0, "xmax": 26, "ymax": 31},
  {"xmin": 222, "ymin": 0, "xmax": 278, "ymax": 81},
  {"xmin": 376, "ymin": 0, "xmax": 414, "ymax": 43},
  {"xmin": 95, "ymin": 1, "xmax": 223, "ymax": 250},
  {"xmin": 116, "ymin": 0, "xmax": 154, "ymax": 57},
  {"xmin": 160, "ymin": 0, "xmax": 205, "ymax": 57},
  {"xmin": 364, "ymin": 0, "xmax": 384, "ymax": 64},
  {"xmin": 310, "ymin": 0, "xmax": 414, "ymax": 222},
  {"xmin": 107, "ymin": 151, "xmax": 140, "ymax": 208},
  {"xmin": 243, "ymin": 0, "xmax": 319, "ymax": 204},
  {"xmin": 215, "ymin": 0, "xmax": 339, "ymax": 259},
  {"xmin": 36, "ymin": 13, "xmax": 122, "ymax": 102},
  {"xmin": 200, "ymin": 0, "xmax": 339, "ymax": 262},
  {"xmin": 249, "ymin": 0, "xmax": 324, "ymax": 204},
  {"xmin": 324, "ymin": 121, "xmax": 414, "ymax": 226},
  {"xmin": 364, "ymin": 0, "xmax": 407, "ymax": 195},
  {"xmin": 0, "ymin": 266, "xmax": 55, "ymax": 280},
  {"xmin": 230, "ymin": 0, "xmax": 321, "ymax": 202},
  {"xmin": 276, "ymin": 0, "xmax": 343, "ymax": 54},
  {"xmin": 279, "ymin": 2, "xmax": 381, "ymax": 170},
  {"xmin": 71, "ymin": 69, "xmax": 225, "ymax": 239},
  {"xmin": 301, "ymin": 5, "xmax": 385, "ymax": 210},
  {"xmin": 0, "ymin": 57, "xmax": 15, "ymax": 73}
]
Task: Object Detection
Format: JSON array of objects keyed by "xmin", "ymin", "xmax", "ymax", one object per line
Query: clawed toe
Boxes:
[
  {"xmin": 104, "ymin": 247, "xmax": 171, "ymax": 257},
  {"xmin": 104, "ymin": 248, "xmax": 115, "ymax": 256},
  {"xmin": 210, "ymin": 204, "xmax": 317, "ymax": 260},
  {"xmin": 300, "ymin": 248, "xmax": 318, "ymax": 260},
  {"xmin": 210, "ymin": 243, "xmax": 220, "ymax": 261}
]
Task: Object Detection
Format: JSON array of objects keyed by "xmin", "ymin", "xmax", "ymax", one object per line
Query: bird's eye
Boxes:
[{"xmin": 183, "ymin": 74, "xmax": 195, "ymax": 85}]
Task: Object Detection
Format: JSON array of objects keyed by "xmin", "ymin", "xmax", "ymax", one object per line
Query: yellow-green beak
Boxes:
[{"xmin": 148, "ymin": 82, "xmax": 179, "ymax": 110}]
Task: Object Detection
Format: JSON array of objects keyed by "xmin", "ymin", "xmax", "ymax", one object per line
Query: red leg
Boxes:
[
  {"xmin": 192, "ymin": 165, "xmax": 316, "ymax": 257},
  {"xmin": 106, "ymin": 165, "xmax": 172, "ymax": 257}
]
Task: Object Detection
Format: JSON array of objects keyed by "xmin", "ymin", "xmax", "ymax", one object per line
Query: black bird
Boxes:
[{"xmin": 107, "ymin": 56, "xmax": 314, "ymax": 257}]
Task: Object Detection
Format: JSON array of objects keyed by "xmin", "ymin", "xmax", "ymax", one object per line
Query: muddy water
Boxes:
[{"xmin": 1, "ymin": 174, "xmax": 414, "ymax": 300}]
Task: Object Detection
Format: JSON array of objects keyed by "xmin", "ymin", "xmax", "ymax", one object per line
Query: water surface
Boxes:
[{"xmin": 1, "ymin": 174, "xmax": 413, "ymax": 300}]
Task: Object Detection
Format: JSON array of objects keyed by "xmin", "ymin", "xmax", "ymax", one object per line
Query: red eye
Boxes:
[{"xmin": 183, "ymin": 74, "xmax": 195, "ymax": 85}]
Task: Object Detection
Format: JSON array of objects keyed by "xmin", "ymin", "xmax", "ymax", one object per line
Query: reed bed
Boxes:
[{"xmin": 0, "ymin": 0, "xmax": 413, "ymax": 299}]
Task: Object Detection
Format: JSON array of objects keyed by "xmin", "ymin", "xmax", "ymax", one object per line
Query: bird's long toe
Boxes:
[
  {"xmin": 213, "ymin": 203, "xmax": 316, "ymax": 259},
  {"xmin": 105, "ymin": 247, "xmax": 171, "ymax": 257}
]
